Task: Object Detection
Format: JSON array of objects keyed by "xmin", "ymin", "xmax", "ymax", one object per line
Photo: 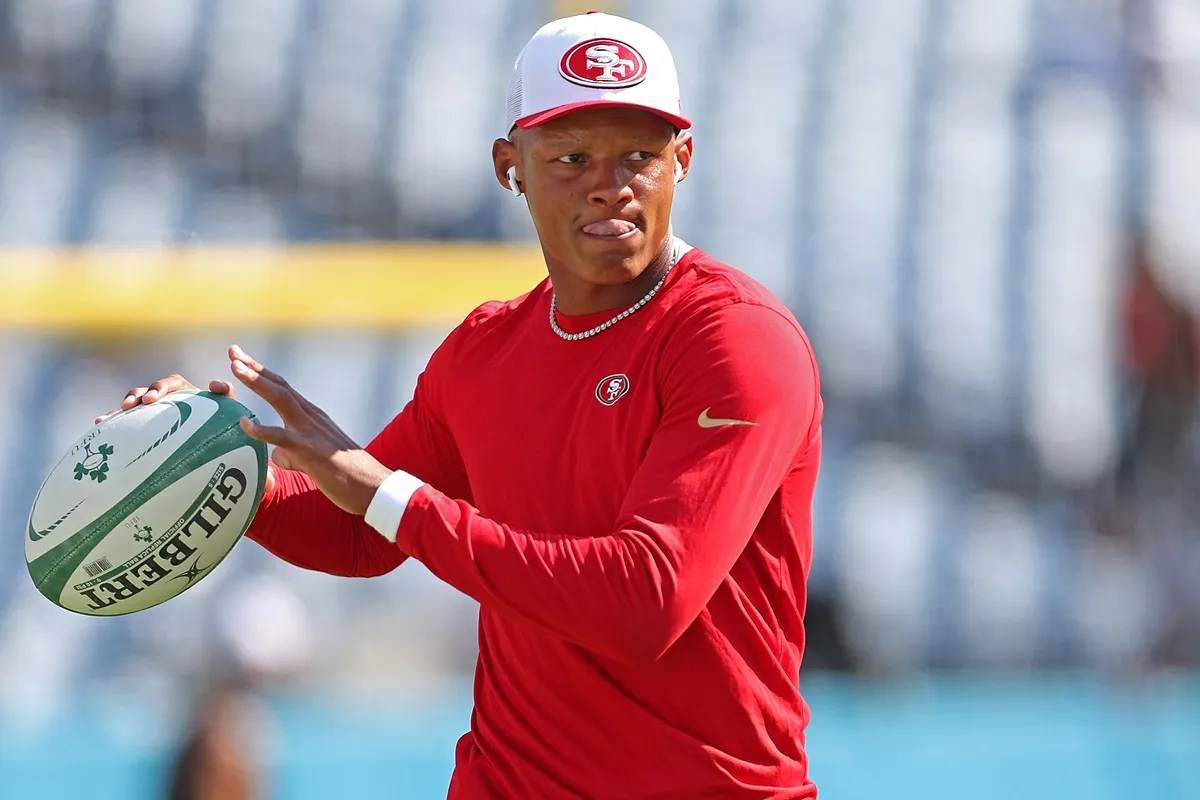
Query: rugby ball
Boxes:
[{"xmin": 26, "ymin": 390, "xmax": 268, "ymax": 616}]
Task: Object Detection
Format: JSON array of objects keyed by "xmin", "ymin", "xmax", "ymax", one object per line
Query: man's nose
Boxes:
[{"xmin": 587, "ymin": 162, "xmax": 635, "ymax": 206}]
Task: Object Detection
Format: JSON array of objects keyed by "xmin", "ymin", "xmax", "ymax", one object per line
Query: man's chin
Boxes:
[
  {"xmin": 580, "ymin": 252, "xmax": 652, "ymax": 286},
  {"xmin": 570, "ymin": 239, "xmax": 645, "ymax": 278}
]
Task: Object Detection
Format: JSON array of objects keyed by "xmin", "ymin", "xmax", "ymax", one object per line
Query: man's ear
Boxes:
[
  {"xmin": 673, "ymin": 131, "xmax": 694, "ymax": 185},
  {"xmin": 493, "ymin": 138, "xmax": 522, "ymax": 196}
]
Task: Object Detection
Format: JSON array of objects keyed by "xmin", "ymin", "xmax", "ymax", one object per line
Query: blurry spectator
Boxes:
[
  {"xmin": 1119, "ymin": 232, "xmax": 1200, "ymax": 490},
  {"xmin": 164, "ymin": 577, "xmax": 313, "ymax": 799},
  {"xmin": 1112, "ymin": 231, "xmax": 1200, "ymax": 666},
  {"xmin": 165, "ymin": 678, "xmax": 264, "ymax": 800}
]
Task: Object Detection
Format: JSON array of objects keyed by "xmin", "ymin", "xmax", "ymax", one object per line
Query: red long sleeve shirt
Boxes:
[{"xmin": 247, "ymin": 247, "xmax": 823, "ymax": 799}]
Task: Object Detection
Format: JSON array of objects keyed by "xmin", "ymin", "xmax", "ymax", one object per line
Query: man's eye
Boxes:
[
  {"xmin": 557, "ymin": 154, "xmax": 585, "ymax": 164},
  {"xmin": 629, "ymin": 151, "xmax": 654, "ymax": 162}
]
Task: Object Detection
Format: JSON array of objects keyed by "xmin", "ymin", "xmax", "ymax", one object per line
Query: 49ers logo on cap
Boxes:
[{"xmin": 560, "ymin": 38, "xmax": 648, "ymax": 89}]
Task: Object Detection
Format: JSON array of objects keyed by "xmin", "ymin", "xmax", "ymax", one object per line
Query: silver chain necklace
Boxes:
[{"xmin": 550, "ymin": 237, "xmax": 687, "ymax": 342}]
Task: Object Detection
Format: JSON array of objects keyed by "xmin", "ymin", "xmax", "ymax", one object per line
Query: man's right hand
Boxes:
[
  {"xmin": 97, "ymin": 373, "xmax": 276, "ymax": 494},
  {"xmin": 95, "ymin": 374, "xmax": 237, "ymax": 425}
]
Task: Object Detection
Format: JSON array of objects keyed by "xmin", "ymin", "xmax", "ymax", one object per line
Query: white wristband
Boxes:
[{"xmin": 364, "ymin": 470, "xmax": 426, "ymax": 543}]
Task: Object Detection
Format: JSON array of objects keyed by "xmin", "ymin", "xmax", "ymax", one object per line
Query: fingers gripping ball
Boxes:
[{"xmin": 26, "ymin": 391, "xmax": 269, "ymax": 616}]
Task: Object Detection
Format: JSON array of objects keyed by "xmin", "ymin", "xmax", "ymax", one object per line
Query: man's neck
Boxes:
[{"xmin": 550, "ymin": 237, "xmax": 676, "ymax": 317}]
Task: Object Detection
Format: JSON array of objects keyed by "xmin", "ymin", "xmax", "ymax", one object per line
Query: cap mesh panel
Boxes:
[{"xmin": 505, "ymin": 64, "xmax": 523, "ymax": 132}]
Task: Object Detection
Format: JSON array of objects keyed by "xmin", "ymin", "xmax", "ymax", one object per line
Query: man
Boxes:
[{"xmin": 105, "ymin": 12, "xmax": 822, "ymax": 799}]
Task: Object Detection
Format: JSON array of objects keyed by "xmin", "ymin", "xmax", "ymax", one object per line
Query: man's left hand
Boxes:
[{"xmin": 227, "ymin": 344, "xmax": 392, "ymax": 515}]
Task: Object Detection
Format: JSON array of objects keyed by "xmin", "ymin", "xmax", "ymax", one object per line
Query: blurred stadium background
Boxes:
[{"xmin": 1, "ymin": 0, "xmax": 1199, "ymax": 797}]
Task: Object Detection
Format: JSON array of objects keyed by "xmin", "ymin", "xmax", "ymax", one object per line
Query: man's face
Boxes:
[{"xmin": 494, "ymin": 107, "xmax": 693, "ymax": 288}]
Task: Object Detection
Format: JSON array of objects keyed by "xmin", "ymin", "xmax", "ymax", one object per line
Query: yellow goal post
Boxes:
[{"xmin": 0, "ymin": 244, "xmax": 547, "ymax": 333}]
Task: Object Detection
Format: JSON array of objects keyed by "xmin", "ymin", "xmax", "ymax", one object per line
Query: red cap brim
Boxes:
[{"xmin": 515, "ymin": 100, "xmax": 691, "ymax": 131}]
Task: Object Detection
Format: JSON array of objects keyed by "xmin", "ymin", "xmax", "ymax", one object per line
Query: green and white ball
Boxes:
[{"xmin": 26, "ymin": 390, "xmax": 268, "ymax": 616}]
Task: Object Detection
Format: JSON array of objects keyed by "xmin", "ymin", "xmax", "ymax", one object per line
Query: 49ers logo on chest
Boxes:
[
  {"xmin": 596, "ymin": 374, "xmax": 631, "ymax": 407},
  {"xmin": 560, "ymin": 38, "xmax": 648, "ymax": 89}
]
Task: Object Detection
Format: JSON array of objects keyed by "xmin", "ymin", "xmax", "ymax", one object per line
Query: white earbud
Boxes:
[
  {"xmin": 507, "ymin": 167, "xmax": 522, "ymax": 197},
  {"xmin": 674, "ymin": 163, "xmax": 684, "ymax": 185}
]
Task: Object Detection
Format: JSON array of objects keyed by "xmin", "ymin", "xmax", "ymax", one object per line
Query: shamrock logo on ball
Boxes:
[{"xmin": 74, "ymin": 442, "xmax": 114, "ymax": 483}]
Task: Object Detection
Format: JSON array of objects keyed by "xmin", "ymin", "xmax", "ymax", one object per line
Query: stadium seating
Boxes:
[{"xmin": 0, "ymin": 0, "xmax": 1197, "ymax": 715}]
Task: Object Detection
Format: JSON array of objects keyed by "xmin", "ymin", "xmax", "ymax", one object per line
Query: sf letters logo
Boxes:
[
  {"xmin": 596, "ymin": 374, "xmax": 630, "ymax": 407},
  {"xmin": 560, "ymin": 39, "xmax": 648, "ymax": 89},
  {"xmin": 585, "ymin": 44, "xmax": 635, "ymax": 83}
]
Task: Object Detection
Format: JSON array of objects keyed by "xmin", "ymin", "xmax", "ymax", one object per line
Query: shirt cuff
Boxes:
[{"xmin": 364, "ymin": 470, "xmax": 426, "ymax": 543}]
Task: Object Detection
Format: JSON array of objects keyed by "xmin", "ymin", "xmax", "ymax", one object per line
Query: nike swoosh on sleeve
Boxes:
[{"xmin": 697, "ymin": 407, "xmax": 757, "ymax": 428}]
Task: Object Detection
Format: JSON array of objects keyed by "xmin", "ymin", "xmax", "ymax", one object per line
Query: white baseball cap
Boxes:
[{"xmin": 505, "ymin": 12, "xmax": 691, "ymax": 133}]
